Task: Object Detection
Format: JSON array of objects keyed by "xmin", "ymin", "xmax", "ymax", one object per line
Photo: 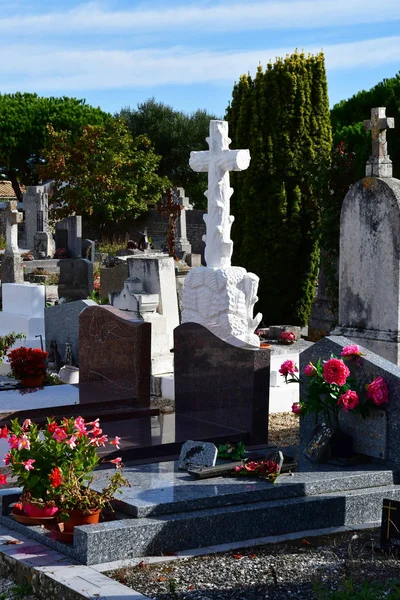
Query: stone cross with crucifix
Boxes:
[
  {"xmin": 182, "ymin": 120, "xmax": 262, "ymax": 348},
  {"xmin": 363, "ymin": 107, "xmax": 395, "ymax": 178},
  {"xmin": 2, "ymin": 200, "xmax": 24, "ymax": 284},
  {"xmin": 189, "ymin": 120, "xmax": 250, "ymax": 268}
]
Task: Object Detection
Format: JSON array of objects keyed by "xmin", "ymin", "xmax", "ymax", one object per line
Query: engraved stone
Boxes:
[{"xmin": 178, "ymin": 440, "xmax": 218, "ymax": 470}]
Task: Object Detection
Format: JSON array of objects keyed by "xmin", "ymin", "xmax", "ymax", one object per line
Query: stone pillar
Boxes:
[{"xmin": 173, "ymin": 188, "xmax": 192, "ymax": 258}]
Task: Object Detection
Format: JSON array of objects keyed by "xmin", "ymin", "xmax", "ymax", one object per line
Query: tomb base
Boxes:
[{"xmin": 331, "ymin": 326, "xmax": 400, "ymax": 365}]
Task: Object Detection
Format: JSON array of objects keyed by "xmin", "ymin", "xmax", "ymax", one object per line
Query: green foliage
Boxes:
[
  {"xmin": 315, "ymin": 577, "xmax": 400, "ymax": 599},
  {"xmin": 97, "ymin": 236, "xmax": 127, "ymax": 255},
  {"xmin": 218, "ymin": 442, "xmax": 246, "ymax": 461},
  {"xmin": 226, "ymin": 52, "xmax": 332, "ymax": 326},
  {"xmin": 0, "ymin": 92, "xmax": 108, "ymax": 199},
  {"xmin": 41, "ymin": 118, "xmax": 170, "ymax": 227},
  {"xmin": 119, "ymin": 98, "xmax": 218, "ymax": 208},
  {"xmin": 0, "ymin": 332, "xmax": 26, "ymax": 361}
]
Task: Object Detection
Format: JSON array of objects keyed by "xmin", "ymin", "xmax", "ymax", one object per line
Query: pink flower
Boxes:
[
  {"xmin": 23, "ymin": 459, "xmax": 35, "ymax": 471},
  {"xmin": 292, "ymin": 403, "xmax": 303, "ymax": 415},
  {"xmin": 90, "ymin": 434, "xmax": 108, "ymax": 447},
  {"xmin": 323, "ymin": 358, "xmax": 350, "ymax": 387},
  {"xmin": 110, "ymin": 436, "xmax": 121, "ymax": 449},
  {"xmin": 366, "ymin": 376, "xmax": 389, "ymax": 406},
  {"xmin": 0, "ymin": 426, "xmax": 9, "ymax": 439},
  {"xmin": 17, "ymin": 435, "xmax": 30, "ymax": 451},
  {"xmin": 74, "ymin": 417, "xmax": 87, "ymax": 435},
  {"xmin": 8, "ymin": 435, "xmax": 19, "ymax": 450},
  {"xmin": 65, "ymin": 435, "xmax": 77, "ymax": 449},
  {"xmin": 3, "ymin": 453, "xmax": 12, "ymax": 465},
  {"xmin": 52, "ymin": 428, "xmax": 68, "ymax": 442},
  {"xmin": 341, "ymin": 345, "xmax": 362, "ymax": 357},
  {"xmin": 304, "ymin": 363, "xmax": 317, "ymax": 377},
  {"xmin": 22, "ymin": 419, "xmax": 31, "ymax": 430},
  {"xmin": 280, "ymin": 331, "xmax": 296, "ymax": 343},
  {"xmin": 337, "ymin": 390, "xmax": 359, "ymax": 412},
  {"xmin": 279, "ymin": 360, "xmax": 298, "ymax": 377},
  {"xmin": 110, "ymin": 457, "xmax": 122, "ymax": 467}
]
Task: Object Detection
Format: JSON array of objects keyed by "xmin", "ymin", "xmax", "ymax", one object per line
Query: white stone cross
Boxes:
[
  {"xmin": 189, "ymin": 120, "xmax": 250, "ymax": 268},
  {"xmin": 5, "ymin": 200, "xmax": 23, "ymax": 255},
  {"xmin": 363, "ymin": 107, "xmax": 395, "ymax": 178}
]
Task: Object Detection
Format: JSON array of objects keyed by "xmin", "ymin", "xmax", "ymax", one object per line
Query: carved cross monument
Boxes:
[
  {"xmin": 363, "ymin": 107, "xmax": 395, "ymax": 178},
  {"xmin": 2, "ymin": 200, "xmax": 24, "ymax": 283},
  {"xmin": 183, "ymin": 120, "xmax": 262, "ymax": 348},
  {"xmin": 189, "ymin": 120, "xmax": 250, "ymax": 268}
]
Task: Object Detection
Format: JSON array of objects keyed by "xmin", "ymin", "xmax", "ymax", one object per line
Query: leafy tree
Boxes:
[
  {"xmin": 40, "ymin": 119, "xmax": 170, "ymax": 228},
  {"xmin": 0, "ymin": 93, "xmax": 108, "ymax": 200},
  {"xmin": 226, "ymin": 52, "xmax": 332, "ymax": 326},
  {"xmin": 119, "ymin": 99, "xmax": 218, "ymax": 208}
]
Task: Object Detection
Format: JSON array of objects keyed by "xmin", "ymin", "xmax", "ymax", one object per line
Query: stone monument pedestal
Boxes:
[{"xmin": 1, "ymin": 254, "xmax": 23, "ymax": 284}]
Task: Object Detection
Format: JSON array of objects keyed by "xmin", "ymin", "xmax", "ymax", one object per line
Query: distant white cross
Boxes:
[
  {"xmin": 363, "ymin": 107, "xmax": 394, "ymax": 159},
  {"xmin": 5, "ymin": 200, "xmax": 23, "ymax": 255},
  {"xmin": 189, "ymin": 120, "xmax": 250, "ymax": 268}
]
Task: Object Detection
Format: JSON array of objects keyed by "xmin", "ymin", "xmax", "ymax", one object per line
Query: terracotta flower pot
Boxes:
[
  {"xmin": 63, "ymin": 508, "xmax": 101, "ymax": 533},
  {"xmin": 20, "ymin": 375, "xmax": 44, "ymax": 388},
  {"xmin": 22, "ymin": 501, "xmax": 58, "ymax": 518}
]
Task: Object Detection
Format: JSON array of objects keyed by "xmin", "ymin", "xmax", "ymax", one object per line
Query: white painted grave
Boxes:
[
  {"xmin": 182, "ymin": 120, "xmax": 262, "ymax": 348},
  {"xmin": 0, "ymin": 283, "xmax": 45, "ymax": 350}
]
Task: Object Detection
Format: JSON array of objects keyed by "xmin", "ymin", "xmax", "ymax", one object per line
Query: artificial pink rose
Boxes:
[
  {"xmin": 337, "ymin": 390, "xmax": 359, "ymax": 412},
  {"xmin": 366, "ymin": 376, "xmax": 389, "ymax": 406},
  {"xmin": 304, "ymin": 363, "xmax": 317, "ymax": 377},
  {"xmin": 280, "ymin": 331, "xmax": 296, "ymax": 343},
  {"xmin": 341, "ymin": 345, "xmax": 362, "ymax": 357},
  {"xmin": 323, "ymin": 358, "xmax": 350, "ymax": 386},
  {"xmin": 279, "ymin": 360, "xmax": 298, "ymax": 377},
  {"xmin": 291, "ymin": 402, "xmax": 303, "ymax": 415}
]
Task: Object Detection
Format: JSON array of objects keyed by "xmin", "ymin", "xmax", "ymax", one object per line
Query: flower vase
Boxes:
[
  {"xmin": 20, "ymin": 375, "xmax": 44, "ymax": 388},
  {"xmin": 63, "ymin": 508, "xmax": 101, "ymax": 533},
  {"xmin": 22, "ymin": 501, "xmax": 58, "ymax": 518}
]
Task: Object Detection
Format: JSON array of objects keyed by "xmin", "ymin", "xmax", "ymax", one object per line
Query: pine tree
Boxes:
[{"xmin": 226, "ymin": 51, "xmax": 332, "ymax": 326}]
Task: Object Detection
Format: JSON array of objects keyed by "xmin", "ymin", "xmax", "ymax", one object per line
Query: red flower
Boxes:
[
  {"xmin": 279, "ymin": 360, "xmax": 298, "ymax": 377},
  {"xmin": 0, "ymin": 474, "xmax": 7, "ymax": 485},
  {"xmin": 323, "ymin": 358, "xmax": 350, "ymax": 386},
  {"xmin": 341, "ymin": 345, "xmax": 362, "ymax": 357},
  {"xmin": 47, "ymin": 421, "xmax": 58, "ymax": 434},
  {"xmin": 49, "ymin": 467, "xmax": 63, "ymax": 488},
  {"xmin": 292, "ymin": 402, "xmax": 303, "ymax": 415},
  {"xmin": 0, "ymin": 426, "xmax": 8, "ymax": 439},
  {"xmin": 280, "ymin": 331, "xmax": 295, "ymax": 343},
  {"xmin": 366, "ymin": 377, "xmax": 389, "ymax": 406},
  {"xmin": 337, "ymin": 390, "xmax": 359, "ymax": 412},
  {"xmin": 304, "ymin": 363, "xmax": 317, "ymax": 377}
]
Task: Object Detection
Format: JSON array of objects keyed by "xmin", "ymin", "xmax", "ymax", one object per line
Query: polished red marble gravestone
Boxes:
[{"xmin": 79, "ymin": 305, "xmax": 151, "ymax": 408}]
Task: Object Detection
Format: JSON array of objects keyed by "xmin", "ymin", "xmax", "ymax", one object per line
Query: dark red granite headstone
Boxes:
[
  {"xmin": 79, "ymin": 305, "xmax": 151, "ymax": 408},
  {"xmin": 174, "ymin": 322, "xmax": 270, "ymax": 445}
]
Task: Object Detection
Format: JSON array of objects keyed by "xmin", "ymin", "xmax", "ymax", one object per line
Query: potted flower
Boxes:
[
  {"xmin": 3, "ymin": 416, "xmax": 128, "ymax": 531},
  {"xmin": 280, "ymin": 344, "xmax": 389, "ymax": 457},
  {"xmin": 7, "ymin": 347, "xmax": 48, "ymax": 387}
]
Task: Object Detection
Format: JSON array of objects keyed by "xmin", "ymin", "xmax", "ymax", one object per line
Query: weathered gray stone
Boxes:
[
  {"xmin": 58, "ymin": 258, "xmax": 93, "ymax": 300},
  {"xmin": 1, "ymin": 201, "xmax": 23, "ymax": 284},
  {"xmin": 23, "ymin": 185, "xmax": 54, "ymax": 253},
  {"xmin": 45, "ymin": 299, "xmax": 96, "ymax": 365},
  {"xmin": 178, "ymin": 440, "xmax": 218, "ymax": 470},
  {"xmin": 55, "ymin": 216, "xmax": 82, "ymax": 258},
  {"xmin": 33, "ymin": 231, "xmax": 52, "ymax": 259},
  {"xmin": 333, "ymin": 177, "xmax": 400, "ymax": 364},
  {"xmin": 363, "ymin": 107, "xmax": 395, "ymax": 178}
]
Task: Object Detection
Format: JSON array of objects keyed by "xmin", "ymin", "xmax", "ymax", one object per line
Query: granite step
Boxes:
[{"xmin": 71, "ymin": 483, "xmax": 400, "ymax": 563}]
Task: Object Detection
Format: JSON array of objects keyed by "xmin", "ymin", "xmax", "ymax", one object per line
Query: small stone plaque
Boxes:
[
  {"xmin": 178, "ymin": 440, "xmax": 218, "ymax": 470},
  {"xmin": 381, "ymin": 498, "xmax": 400, "ymax": 552},
  {"xmin": 303, "ymin": 423, "xmax": 334, "ymax": 463}
]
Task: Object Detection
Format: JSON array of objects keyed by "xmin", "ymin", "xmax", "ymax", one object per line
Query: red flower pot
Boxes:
[
  {"xmin": 22, "ymin": 501, "xmax": 58, "ymax": 518},
  {"xmin": 20, "ymin": 376, "xmax": 44, "ymax": 388},
  {"xmin": 63, "ymin": 508, "xmax": 101, "ymax": 533}
]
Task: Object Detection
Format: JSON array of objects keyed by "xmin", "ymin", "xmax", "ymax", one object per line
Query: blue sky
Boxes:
[{"xmin": 1, "ymin": 0, "xmax": 399, "ymax": 117}]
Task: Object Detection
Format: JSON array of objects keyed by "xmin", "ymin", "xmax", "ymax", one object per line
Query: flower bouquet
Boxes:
[
  {"xmin": 279, "ymin": 331, "xmax": 296, "ymax": 345},
  {"xmin": 2, "ymin": 416, "xmax": 128, "ymax": 533},
  {"xmin": 7, "ymin": 347, "xmax": 48, "ymax": 388},
  {"xmin": 280, "ymin": 344, "xmax": 389, "ymax": 429}
]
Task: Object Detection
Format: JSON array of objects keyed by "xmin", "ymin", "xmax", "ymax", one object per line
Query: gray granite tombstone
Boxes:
[
  {"xmin": 33, "ymin": 231, "xmax": 53, "ymax": 259},
  {"xmin": 55, "ymin": 216, "xmax": 82, "ymax": 258},
  {"xmin": 45, "ymin": 299, "xmax": 97, "ymax": 366},
  {"xmin": 174, "ymin": 322, "xmax": 270, "ymax": 445},
  {"xmin": 58, "ymin": 258, "xmax": 93, "ymax": 300},
  {"xmin": 300, "ymin": 336, "xmax": 400, "ymax": 467}
]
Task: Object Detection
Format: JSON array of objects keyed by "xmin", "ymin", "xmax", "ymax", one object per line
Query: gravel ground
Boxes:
[
  {"xmin": 268, "ymin": 413, "xmax": 299, "ymax": 448},
  {"xmin": 109, "ymin": 529, "xmax": 400, "ymax": 599}
]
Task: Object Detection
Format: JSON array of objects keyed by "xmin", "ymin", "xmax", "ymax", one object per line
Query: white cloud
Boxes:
[
  {"xmin": 0, "ymin": 36, "xmax": 399, "ymax": 92},
  {"xmin": 0, "ymin": 0, "xmax": 399, "ymax": 35}
]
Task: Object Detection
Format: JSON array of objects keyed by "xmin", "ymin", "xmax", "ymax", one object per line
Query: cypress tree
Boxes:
[{"xmin": 226, "ymin": 51, "xmax": 332, "ymax": 326}]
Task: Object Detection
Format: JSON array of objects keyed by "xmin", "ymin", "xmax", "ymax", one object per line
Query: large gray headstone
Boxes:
[
  {"xmin": 45, "ymin": 299, "xmax": 97, "ymax": 366},
  {"xmin": 300, "ymin": 336, "xmax": 400, "ymax": 467},
  {"xmin": 55, "ymin": 216, "xmax": 82, "ymax": 258}
]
